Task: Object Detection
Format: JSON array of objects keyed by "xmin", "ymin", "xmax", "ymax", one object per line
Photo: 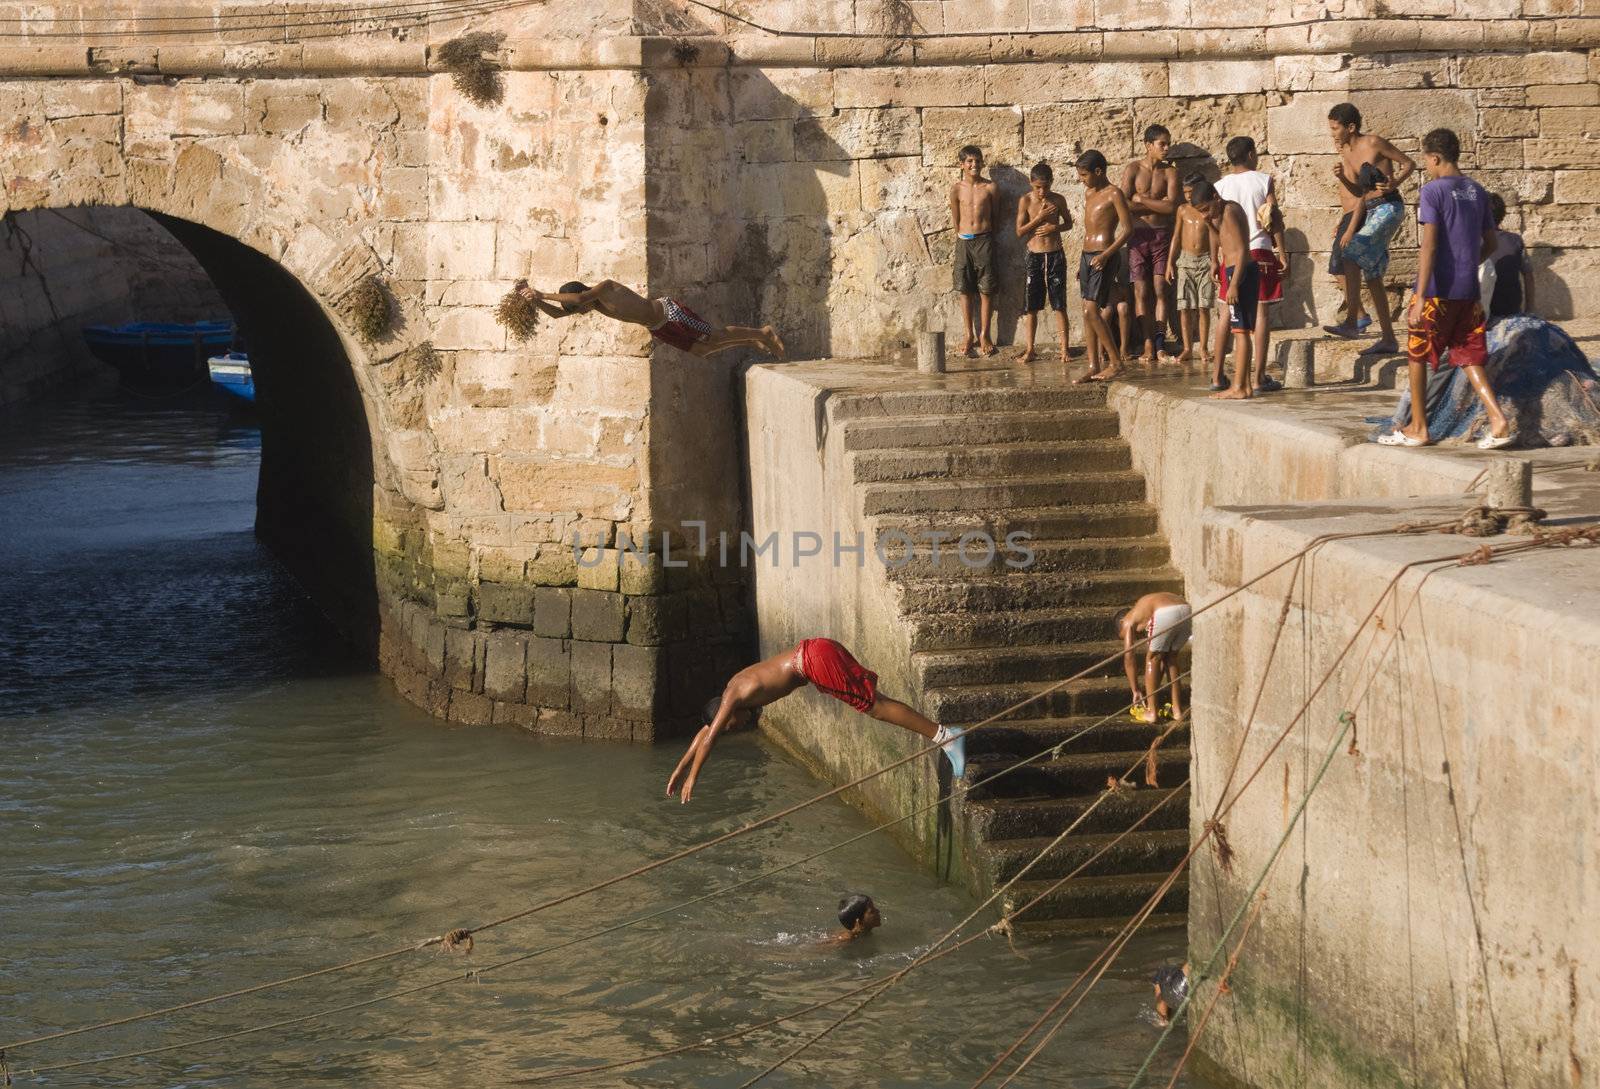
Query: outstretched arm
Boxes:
[
  {"xmin": 514, "ymin": 281, "xmax": 577, "ymax": 319},
  {"xmin": 666, "ymin": 692, "xmax": 745, "ymax": 802}
]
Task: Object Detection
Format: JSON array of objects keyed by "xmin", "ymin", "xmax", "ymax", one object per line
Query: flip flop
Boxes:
[
  {"xmin": 1355, "ymin": 316, "xmax": 1373, "ymax": 332},
  {"xmin": 1208, "ymin": 382, "xmax": 1229, "ymax": 392},
  {"xmin": 1377, "ymin": 431, "xmax": 1427, "ymax": 447},
  {"xmin": 1256, "ymin": 377, "xmax": 1284, "ymax": 393},
  {"xmin": 1322, "ymin": 323, "xmax": 1360, "ymax": 339},
  {"xmin": 1476, "ymin": 432, "xmax": 1518, "ymax": 450}
]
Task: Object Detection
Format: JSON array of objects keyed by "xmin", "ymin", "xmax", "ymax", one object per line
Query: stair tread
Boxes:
[
  {"xmin": 865, "ymin": 470, "xmax": 1145, "ymax": 490},
  {"xmin": 853, "ymin": 438, "xmax": 1131, "ymax": 456},
  {"xmin": 1012, "ymin": 913, "xmax": 1186, "ymax": 937},
  {"xmin": 968, "ymin": 745, "xmax": 1191, "ymax": 769},
  {"xmin": 844, "ymin": 407, "xmax": 1115, "ymax": 426},
  {"xmin": 915, "ymin": 640, "xmax": 1127, "ymax": 666},
  {"xmin": 967, "ymin": 786, "xmax": 1189, "ymax": 815},
  {"xmin": 987, "ymin": 827, "xmax": 1191, "ymax": 857},
  {"xmin": 889, "ymin": 534, "xmax": 1169, "ymax": 554}
]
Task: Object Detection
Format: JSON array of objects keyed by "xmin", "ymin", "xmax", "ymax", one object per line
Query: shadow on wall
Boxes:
[
  {"xmin": 1276, "ymin": 228, "xmax": 1316, "ymax": 330},
  {"xmin": 151, "ymin": 212, "xmax": 380, "ymax": 663},
  {"xmin": 1530, "ymin": 247, "xmax": 1574, "ymax": 320},
  {"xmin": 988, "ymin": 163, "xmax": 1031, "ymax": 350}
]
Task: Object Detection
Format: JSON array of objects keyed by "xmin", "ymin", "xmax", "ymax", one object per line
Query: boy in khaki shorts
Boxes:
[{"xmin": 1162, "ymin": 175, "xmax": 1216, "ymax": 364}]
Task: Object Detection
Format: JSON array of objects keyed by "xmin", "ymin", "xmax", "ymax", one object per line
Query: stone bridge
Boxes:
[{"xmin": 4, "ymin": 0, "xmax": 1595, "ymax": 739}]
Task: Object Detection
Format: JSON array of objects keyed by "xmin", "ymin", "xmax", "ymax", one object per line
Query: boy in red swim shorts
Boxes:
[
  {"xmin": 665, "ymin": 638, "xmax": 966, "ymax": 803},
  {"xmin": 514, "ymin": 280, "xmax": 786, "ymax": 360}
]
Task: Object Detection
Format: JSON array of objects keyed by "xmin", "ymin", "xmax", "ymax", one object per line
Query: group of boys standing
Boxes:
[{"xmin": 947, "ymin": 101, "xmax": 1523, "ymax": 429}]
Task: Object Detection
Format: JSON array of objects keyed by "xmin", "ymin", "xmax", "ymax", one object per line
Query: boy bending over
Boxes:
[
  {"xmin": 515, "ymin": 280, "xmax": 785, "ymax": 359},
  {"xmin": 666, "ymin": 638, "xmax": 966, "ymax": 803},
  {"xmin": 1119, "ymin": 591, "xmax": 1191, "ymax": 723}
]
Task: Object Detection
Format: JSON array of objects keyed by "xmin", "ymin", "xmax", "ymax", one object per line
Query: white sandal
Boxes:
[
  {"xmin": 1476, "ymin": 432, "xmax": 1517, "ymax": 450},
  {"xmin": 1377, "ymin": 431, "xmax": 1427, "ymax": 447}
]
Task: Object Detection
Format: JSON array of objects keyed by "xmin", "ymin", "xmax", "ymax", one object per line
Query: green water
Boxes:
[{"xmin": 0, "ymin": 389, "xmax": 1202, "ymax": 1087}]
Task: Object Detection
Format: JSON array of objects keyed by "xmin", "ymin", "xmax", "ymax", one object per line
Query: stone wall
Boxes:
[
  {"xmin": 0, "ymin": 207, "xmax": 222, "ymax": 407},
  {"xmin": 640, "ymin": 3, "xmax": 1600, "ymax": 359},
  {"xmin": 1186, "ymin": 500, "xmax": 1599, "ymax": 1089}
]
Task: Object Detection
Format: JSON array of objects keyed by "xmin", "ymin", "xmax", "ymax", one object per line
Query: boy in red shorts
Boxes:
[
  {"xmin": 1380, "ymin": 128, "xmax": 1513, "ymax": 450},
  {"xmin": 665, "ymin": 638, "xmax": 966, "ymax": 803},
  {"xmin": 1212, "ymin": 137, "xmax": 1287, "ymax": 393},
  {"xmin": 514, "ymin": 279, "xmax": 786, "ymax": 359}
]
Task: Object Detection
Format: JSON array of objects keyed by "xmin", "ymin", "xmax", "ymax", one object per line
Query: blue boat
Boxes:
[
  {"xmin": 82, "ymin": 320, "xmax": 235, "ymax": 387},
  {"xmin": 206, "ymin": 351, "xmax": 254, "ymax": 403}
]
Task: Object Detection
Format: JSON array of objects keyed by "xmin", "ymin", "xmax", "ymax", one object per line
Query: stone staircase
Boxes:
[{"xmin": 833, "ymin": 381, "xmax": 1190, "ymax": 935}]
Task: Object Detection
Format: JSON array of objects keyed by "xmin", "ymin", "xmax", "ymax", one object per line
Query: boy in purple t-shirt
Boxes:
[{"xmin": 1382, "ymin": 128, "xmax": 1513, "ymax": 450}]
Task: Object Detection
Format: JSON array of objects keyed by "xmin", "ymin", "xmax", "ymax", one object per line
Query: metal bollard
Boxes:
[
  {"xmin": 1282, "ymin": 340, "xmax": 1315, "ymax": 388},
  {"xmin": 918, "ymin": 331, "xmax": 946, "ymax": 374},
  {"xmin": 1483, "ymin": 457, "xmax": 1532, "ymax": 510}
]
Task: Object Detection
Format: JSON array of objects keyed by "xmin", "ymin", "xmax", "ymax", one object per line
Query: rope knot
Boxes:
[
  {"xmin": 440, "ymin": 929, "xmax": 474, "ymax": 955},
  {"xmin": 1204, "ymin": 819, "xmax": 1235, "ymax": 874}
]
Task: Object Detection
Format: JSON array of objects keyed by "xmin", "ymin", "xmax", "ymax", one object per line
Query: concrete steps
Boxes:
[
  {"xmin": 834, "ymin": 377, "xmax": 1189, "ymax": 930},
  {"xmin": 871, "ymin": 502, "xmax": 1159, "ymax": 540},
  {"xmin": 850, "ymin": 440, "xmax": 1133, "ymax": 483},
  {"xmin": 893, "ymin": 567, "xmax": 1184, "ymax": 612},
  {"xmin": 842, "ymin": 409, "xmax": 1123, "ymax": 450},
  {"xmin": 863, "ymin": 471, "xmax": 1148, "ymax": 515}
]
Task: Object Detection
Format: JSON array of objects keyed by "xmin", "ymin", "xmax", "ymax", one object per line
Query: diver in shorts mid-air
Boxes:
[{"xmin": 665, "ymin": 638, "xmax": 967, "ymax": 803}]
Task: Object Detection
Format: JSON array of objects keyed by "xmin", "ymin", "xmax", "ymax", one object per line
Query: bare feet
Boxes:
[
  {"xmin": 1210, "ymin": 387, "xmax": 1252, "ymax": 400},
  {"xmin": 1019, "ymin": 347, "xmax": 1039, "ymax": 363},
  {"xmin": 1174, "ymin": 349, "xmax": 1194, "ymax": 363},
  {"xmin": 1088, "ymin": 364, "xmax": 1123, "ymax": 382},
  {"xmin": 1072, "ymin": 367, "xmax": 1097, "ymax": 384},
  {"xmin": 961, "ymin": 338, "xmax": 977, "ymax": 359},
  {"xmin": 762, "ymin": 326, "xmax": 786, "ymax": 360}
]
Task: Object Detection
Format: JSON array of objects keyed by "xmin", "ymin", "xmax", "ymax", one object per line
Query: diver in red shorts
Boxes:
[
  {"xmin": 665, "ymin": 638, "xmax": 966, "ymax": 803},
  {"xmin": 514, "ymin": 280, "xmax": 786, "ymax": 359}
]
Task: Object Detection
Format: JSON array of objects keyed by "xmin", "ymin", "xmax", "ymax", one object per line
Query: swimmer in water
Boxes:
[
  {"xmin": 666, "ymin": 638, "xmax": 966, "ymax": 803},
  {"xmin": 1152, "ymin": 962, "xmax": 1190, "ymax": 1023},
  {"xmin": 820, "ymin": 894, "xmax": 883, "ymax": 946}
]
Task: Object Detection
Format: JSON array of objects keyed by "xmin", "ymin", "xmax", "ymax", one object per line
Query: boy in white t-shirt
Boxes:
[{"xmin": 1211, "ymin": 137, "xmax": 1287, "ymax": 393}]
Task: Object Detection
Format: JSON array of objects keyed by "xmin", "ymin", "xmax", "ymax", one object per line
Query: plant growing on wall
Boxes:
[
  {"xmin": 345, "ymin": 276, "xmax": 393, "ymax": 343},
  {"xmin": 495, "ymin": 287, "xmax": 541, "ymax": 342},
  {"xmin": 436, "ymin": 32, "xmax": 506, "ymax": 107},
  {"xmin": 403, "ymin": 341, "xmax": 442, "ymax": 384}
]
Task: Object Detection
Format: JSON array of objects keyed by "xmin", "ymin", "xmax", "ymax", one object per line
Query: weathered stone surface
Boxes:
[
  {"xmin": 1553, "ymin": 169, "xmax": 1600, "ymax": 202},
  {"xmin": 1480, "ymin": 107, "xmax": 1541, "ymax": 138},
  {"xmin": 476, "ymin": 581, "xmax": 535, "ymax": 626},
  {"xmin": 944, "ymin": 0, "xmax": 1028, "ymax": 31},
  {"xmin": 1023, "ymin": 101, "xmax": 1138, "ymax": 160},
  {"xmin": 920, "ymin": 106, "xmax": 1023, "ymax": 167},
  {"xmin": 532, "ymin": 587, "xmax": 573, "ymax": 637},
  {"xmin": 611, "ymin": 643, "xmax": 662, "ymax": 718},
  {"xmin": 1168, "ymin": 59, "xmax": 1273, "ymax": 97},
  {"xmin": 625, "ymin": 593, "xmax": 686, "ymax": 645},
  {"xmin": 482, "ymin": 632, "xmax": 528, "ymax": 701},
  {"xmin": 1459, "ymin": 50, "xmax": 1589, "ymax": 86},
  {"xmin": 526, "ymin": 637, "xmax": 570, "ymax": 708},
  {"xmin": 1538, "ymin": 105, "xmax": 1600, "ymax": 135},
  {"xmin": 984, "ymin": 61, "xmax": 1167, "ymax": 105},
  {"xmin": 795, "ymin": 107, "xmax": 920, "ymax": 160},
  {"xmin": 1526, "ymin": 82, "xmax": 1600, "ymax": 106},
  {"xmin": 569, "ymin": 640, "xmax": 613, "ymax": 714},
  {"xmin": 571, "ymin": 588, "xmax": 626, "ymax": 642},
  {"xmin": 833, "ymin": 66, "xmax": 987, "ymax": 109},
  {"xmin": 730, "ymin": 68, "xmax": 834, "ymax": 122}
]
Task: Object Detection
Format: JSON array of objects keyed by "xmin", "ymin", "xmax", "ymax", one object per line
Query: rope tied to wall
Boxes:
[{"xmin": 1202, "ymin": 819, "xmax": 1234, "ymax": 875}]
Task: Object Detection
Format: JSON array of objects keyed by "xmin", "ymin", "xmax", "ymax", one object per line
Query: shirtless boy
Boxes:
[
  {"xmin": 1016, "ymin": 161, "xmax": 1074, "ymax": 363},
  {"xmin": 665, "ymin": 638, "xmax": 966, "ymax": 803},
  {"xmin": 514, "ymin": 280, "xmax": 785, "ymax": 359},
  {"xmin": 950, "ymin": 145, "xmax": 999, "ymax": 357},
  {"xmin": 1212, "ymin": 137, "xmax": 1288, "ymax": 393},
  {"xmin": 1118, "ymin": 591, "xmax": 1192, "ymax": 724},
  {"xmin": 1321, "ymin": 102, "xmax": 1417, "ymax": 357},
  {"xmin": 820, "ymin": 894, "xmax": 883, "ymax": 947},
  {"xmin": 1121, "ymin": 125, "xmax": 1181, "ymax": 364},
  {"xmin": 1162, "ymin": 176, "xmax": 1215, "ymax": 365},
  {"xmin": 1187, "ymin": 178, "xmax": 1259, "ymax": 400},
  {"xmin": 1072, "ymin": 150, "xmax": 1135, "ymax": 383}
]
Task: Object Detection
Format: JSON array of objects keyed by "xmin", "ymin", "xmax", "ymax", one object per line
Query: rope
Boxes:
[
  {"xmin": 679, "ymin": 0, "xmax": 1600, "ymax": 41},
  {"xmin": 8, "ymin": 682, "xmax": 1184, "ymax": 1075},
  {"xmin": 0, "ymin": 518, "xmax": 1486, "ymax": 1062}
]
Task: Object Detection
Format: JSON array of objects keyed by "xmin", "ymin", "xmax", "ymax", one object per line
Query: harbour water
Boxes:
[{"xmin": 0, "ymin": 386, "xmax": 1205, "ymax": 1087}]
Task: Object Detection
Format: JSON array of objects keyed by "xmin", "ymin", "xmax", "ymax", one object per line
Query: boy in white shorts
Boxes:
[{"xmin": 1118, "ymin": 591, "xmax": 1192, "ymax": 724}]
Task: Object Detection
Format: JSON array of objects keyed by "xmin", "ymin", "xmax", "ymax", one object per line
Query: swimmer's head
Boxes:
[
  {"xmin": 1142, "ymin": 124, "xmax": 1171, "ymax": 160},
  {"xmin": 1029, "ymin": 161, "xmax": 1053, "ymax": 190},
  {"xmin": 702, "ymin": 696, "xmax": 754, "ymax": 732},
  {"xmin": 1225, "ymin": 136, "xmax": 1257, "ymax": 169},
  {"xmin": 558, "ymin": 280, "xmax": 591, "ymax": 313},
  {"xmin": 1489, "ymin": 191, "xmax": 1508, "ymax": 226},
  {"xmin": 958, "ymin": 144, "xmax": 984, "ymax": 176},
  {"xmin": 838, "ymin": 893, "xmax": 882, "ymax": 934}
]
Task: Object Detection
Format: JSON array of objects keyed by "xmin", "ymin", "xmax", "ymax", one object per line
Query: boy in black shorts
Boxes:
[
  {"xmin": 1072, "ymin": 150, "xmax": 1135, "ymax": 382},
  {"xmin": 1016, "ymin": 161, "xmax": 1074, "ymax": 363},
  {"xmin": 1187, "ymin": 178, "xmax": 1260, "ymax": 399}
]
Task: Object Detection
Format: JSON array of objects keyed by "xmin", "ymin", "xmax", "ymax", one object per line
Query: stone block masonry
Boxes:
[{"xmin": 3, "ymin": 0, "xmax": 1597, "ymax": 741}]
